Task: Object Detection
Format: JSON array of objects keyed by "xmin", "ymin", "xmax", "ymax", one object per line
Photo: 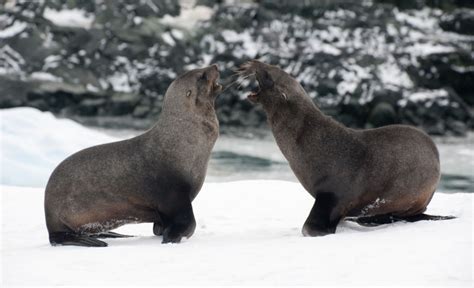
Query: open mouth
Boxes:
[
  {"xmin": 247, "ymin": 84, "xmax": 260, "ymax": 102},
  {"xmin": 244, "ymin": 73, "xmax": 262, "ymax": 103},
  {"xmin": 212, "ymin": 80, "xmax": 223, "ymax": 93}
]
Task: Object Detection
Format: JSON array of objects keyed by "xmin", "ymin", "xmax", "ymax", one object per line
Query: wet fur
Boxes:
[
  {"xmin": 239, "ymin": 60, "xmax": 454, "ymax": 236},
  {"xmin": 45, "ymin": 65, "xmax": 221, "ymax": 246}
]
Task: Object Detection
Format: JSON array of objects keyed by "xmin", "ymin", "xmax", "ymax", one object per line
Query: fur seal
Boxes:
[
  {"xmin": 45, "ymin": 65, "xmax": 222, "ymax": 246},
  {"xmin": 238, "ymin": 60, "xmax": 454, "ymax": 236}
]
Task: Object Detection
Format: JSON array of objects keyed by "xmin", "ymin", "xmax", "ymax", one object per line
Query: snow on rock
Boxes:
[
  {"xmin": 43, "ymin": 8, "xmax": 95, "ymax": 29},
  {"xmin": 30, "ymin": 71, "xmax": 63, "ymax": 82},
  {"xmin": 161, "ymin": 4, "xmax": 214, "ymax": 30},
  {"xmin": 1, "ymin": 181, "xmax": 472, "ymax": 286},
  {"xmin": 0, "ymin": 107, "xmax": 119, "ymax": 187},
  {"xmin": 399, "ymin": 89, "xmax": 450, "ymax": 107},
  {"xmin": 0, "ymin": 20, "xmax": 27, "ymax": 38}
]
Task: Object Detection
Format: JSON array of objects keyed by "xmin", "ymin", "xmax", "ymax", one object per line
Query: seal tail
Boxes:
[{"xmin": 348, "ymin": 214, "xmax": 456, "ymax": 227}]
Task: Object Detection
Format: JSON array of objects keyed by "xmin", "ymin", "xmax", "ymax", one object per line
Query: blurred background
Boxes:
[{"xmin": 0, "ymin": 0, "xmax": 473, "ymax": 192}]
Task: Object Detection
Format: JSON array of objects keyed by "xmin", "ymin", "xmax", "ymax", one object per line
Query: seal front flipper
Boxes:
[
  {"xmin": 89, "ymin": 231, "xmax": 133, "ymax": 238},
  {"xmin": 153, "ymin": 222, "xmax": 164, "ymax": 236},
  {"xmin": 161, "ymin": 203, "xmax": 196, "ymax": 244},
  {"xmin": 302, "ymin": 192, "xmax": 342, "ymax": 237},
  {"xmin": 49, "ymin": 232, "xmax": 107, "ymax": 247}
]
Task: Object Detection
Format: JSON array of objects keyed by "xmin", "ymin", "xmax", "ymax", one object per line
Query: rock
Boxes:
[
  {"xmin": 440, "ymin": 9, "xmax": 474, "ymax": 35},
  {"xmin": 0, "ymin": 0, "xmax": 473, "ymax": 137},
  {"xmin": 77, "ymin": 98, "xmax": 107, "ymax": 116},
  {"xmin": 446, "ymin": 119, "xmax": 468, "ymax": 136},
  {"xmin": 367, "ymin": 102, "xmax": 398, "ymax": 128},
  {"xmin": 132, "ymin": 105, "xmax": 151, "ymax": 118}
]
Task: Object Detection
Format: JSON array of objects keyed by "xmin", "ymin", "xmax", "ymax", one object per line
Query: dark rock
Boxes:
[
  {"xmin": 446, "ymin": 119, "xmax": 468, "ymax": 136},
  {"xmin": 440, "ymin": 9, "xmax": 474, "ymax": 35},
  {"xmin": 367, "ymin": 102, "xmax": 398, "ymax": 128}
]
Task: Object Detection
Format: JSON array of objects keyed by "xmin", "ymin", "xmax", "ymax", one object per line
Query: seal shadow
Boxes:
[{"xmin": 337, "ymin": 219, "xmax": 397, "ymax": 233}]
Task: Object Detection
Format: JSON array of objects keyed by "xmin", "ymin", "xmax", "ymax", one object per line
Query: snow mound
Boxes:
[
  {"xmin": 0, "ymin": 107, "xmax": 118, "ymax": 187},
  {"xmin": 1, "ymin": 181, "xmax": 472, "ymax": 286}
]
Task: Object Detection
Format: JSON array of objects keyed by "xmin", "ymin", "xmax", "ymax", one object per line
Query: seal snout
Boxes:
[
  {"xmin": 237, "ymin": 60, "xmax": 273, "ymax": 103},
  {"xmin": 206, "ymin": 64, "xmax": 223, "ymax": 94}
]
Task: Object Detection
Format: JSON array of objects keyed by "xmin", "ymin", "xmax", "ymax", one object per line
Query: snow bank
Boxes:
[
  {"xmin": 1, "ymin": 181, "xmax": 472, "ymax": 286},
  {"xmin": 0, "ymin": 107, "xmax": 119, "ymax": 187}
]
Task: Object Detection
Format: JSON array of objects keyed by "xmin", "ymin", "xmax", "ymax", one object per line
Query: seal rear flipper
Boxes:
[
  {"xmin": 49, "ymin": 232, "xmax": 108, "ymax": 247},
  {"xmin": 89, "ymin": 231, "xmax": 133, "ymax": 238},
  {"xmin": 349, "ymin": 214, "xmax": 456, "ymax": 227}
]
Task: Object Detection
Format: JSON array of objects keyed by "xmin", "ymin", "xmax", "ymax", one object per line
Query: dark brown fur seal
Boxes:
[
  {"xmin": 45, "ymin": 65, "xmax": 222, "ymax": 246},
  {"xmin": 238, "ymin": 60, "xmax": 454, "ymax": 236}
]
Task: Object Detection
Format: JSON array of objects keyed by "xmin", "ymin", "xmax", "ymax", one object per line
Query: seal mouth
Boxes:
[
  {"xmin": 236, "ymin": 60, "xmax": 265, "ymax": 103},
  {"xmin": 212, "ymin": 81, "xmax": 223, "ymax": 94}
]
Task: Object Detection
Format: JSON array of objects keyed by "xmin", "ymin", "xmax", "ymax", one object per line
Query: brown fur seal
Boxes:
[
  {"xmin": 44, "ymin": 65, "xmax": 222, "ymax": 246},
  {"xmin": 238, "ymin": 60, "xmax": 454, "ymax": 236}
]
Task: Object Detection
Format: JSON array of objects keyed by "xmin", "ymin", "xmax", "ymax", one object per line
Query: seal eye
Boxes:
[{"xmin": 186, "ymin": 90, "xmax": 191, "ymax": 97}]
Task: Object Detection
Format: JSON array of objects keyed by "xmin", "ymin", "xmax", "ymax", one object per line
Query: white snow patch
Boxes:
[
  {"xmin": 305, "ymin": 37, "xmax": 342, "ymax": 56},
  {"xmin": 378, "ymin": 58, "xmax": 414, "ymax": 88},
  {"xmin": 399, "ymin": 89, "xmax": 450, "ymax": 107},
  {"xmin": 221, "ymin": 30, "xmax": 258, "ymax": 58},
  {"xmin": 162, "ymin": 32, "xmax": 176, "ymax": 46},
  {"xmin": 0, "ymin": 107, "xmax": 118, "ymax": 187},
  {"xmin": 405, "ymin": 42, "xmax": 456, "ymax": 57},
  {"xmin": 1, "ymin": 181, "xmax": 472, "ymax": 286},
  {"xmin": 394, "ymin": 8, "xmax": 438, "ymax": 31},
  {"xmin": 0, "ymin": 21, "xmax": 27, "ymax": 38},
  {"xmin": 107, "ymin": 72, "xmax": 134, "ymax": 93},
  {"xmin": 337, "ymin": 64, "xmax": 371, "ymax": 95},
  {"xmin": 0, "ymin": 45, "xmax": 25, "ymax": 75},
  {"xmin": 30, "ymin": 71, "xmax": 62, "ymax": 82},
  {"xmin": 161, "ymin": 5, "xmax": 214, "ymax": 30},
  {"xmin": 43, "ymin": 8, "xmax": 94, "ymax": 29}
]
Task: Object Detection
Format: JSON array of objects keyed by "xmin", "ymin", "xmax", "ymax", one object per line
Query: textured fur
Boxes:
[
  {"xmin": 240, "ymin": 60, "xmax": 446, "ymax": 236},
  {"xmin": 45, "ymin": 65, "xmax": 222, "ymax": 246}
]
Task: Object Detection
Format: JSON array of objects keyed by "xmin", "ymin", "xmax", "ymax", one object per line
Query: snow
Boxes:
[
  {"xmin": 161, "ymin": 4, "xmax": 214, "ymax": 30},
  {"xmin": 0, "ymin": 21, "xmax": 27, "ymax": 38},
  {"xmin": 1, "ymin": 182, "xmax": 472, "ymax": 286},
  {"xmin": 398, "ymin": 89, "xmax": 450, "ymax": 107},
  {"xmin": 30, "ymin": 71, "xmax": 63, "ymax": 82},
  {"xmin": 377, "ymin": 57, "xmax": 414, "ymax": 88},
  {"xmin": 0, "ymin": 107, "xmax": 118, "ymax": 187},
  {"xmin": 42, "ymin": 8, "xmax": 94, "ymax": 29}
]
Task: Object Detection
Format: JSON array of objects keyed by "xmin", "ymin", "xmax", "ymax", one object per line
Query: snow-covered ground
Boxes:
[
  {"xmin": 2, "ymin": 182, "xmax": 472, "ymax": 286},
  {"xmin": 1, "ymin": 107, "xmax": 473, "ymax": 286}
]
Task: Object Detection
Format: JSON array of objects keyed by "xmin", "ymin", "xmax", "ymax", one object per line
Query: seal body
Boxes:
[
  {"xmin": 45, "ymin": 65, "xmax": 222, "ymax": 246},
  {"xmin": 239, "ymin": 60, "xmax": 445, "ymax": 236}
]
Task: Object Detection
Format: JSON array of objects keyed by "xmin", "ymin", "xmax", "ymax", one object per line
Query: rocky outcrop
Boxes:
[{"xmin": 0, "ymin": 0, "xmax": 473, "ymax": 135}]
